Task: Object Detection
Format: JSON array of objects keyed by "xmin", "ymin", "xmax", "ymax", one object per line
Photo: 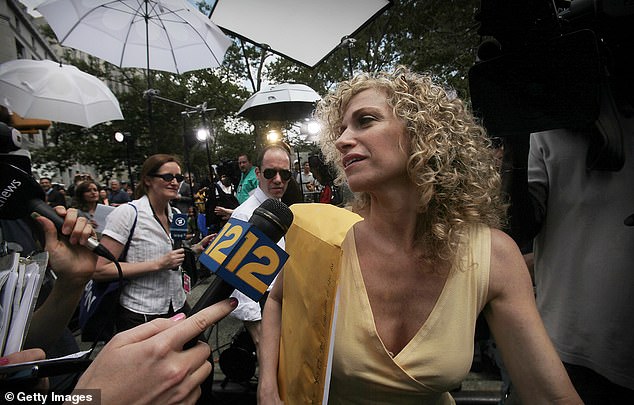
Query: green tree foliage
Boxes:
[
  {"xmin": 31, "ymin": 46, "xmax": 253, "ymax": 183},
  {"xmin": 264, "ymin": 0, "xmax": 481, "ymax": 99},
  {"xmin": 31, "ymin": 0, "xmax": 483, "ymax": 181}
]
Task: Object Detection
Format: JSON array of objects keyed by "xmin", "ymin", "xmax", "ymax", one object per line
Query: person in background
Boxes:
[
  {"xmin": 98, "ymin": 187, "xmax": 110, "ymax": 206},
  {"xmin": 68, "ymin": 173, "xmax": 92, "ymax": 207},
  {"xmin": 217, "ymin": 174, "xmax": 235, "ymax": 196},
  {"xmin": 309, "ymin": 155, "xmax": 337, "ymax": 204},
  {"xmin": 236, "ymin": 153, "xmax": 258, "ymax": 204},
  {"xmin": 74, "ymin": 180, "xmax": 101, "ymax": 230},
  {"xmin": 526, "ymin": 87, "xmax": 634, "ymax": 403},
  {"xmin": 296, "ymin": 161, "xmax": 315, "ymax": 194},
  {"xmin": 229, "ymin": 144, "xmax": 292, "ymax": 359},
  {"xmin": 108, "ymin": 179, "xmax": 130, "ymax": 207},
  {"xmin": 292, "ymin": 159, "xmax": 301, "ymax": 181},
  {"xmin": 258, "ymin": 67, "xmax": 581, "ymax": 404},
  {"xmin": 125, "ymin": 183, "xmax": 134, "ymax": 199},
  {"xmin": 173, "ymin": 173, "xmax": 194, "ymax": 214},
  {"xmin": 57, "ymin": 185, "xmax": 72, "ymax": 208},
  {"xmin": 39, "ymin": 177, "xmax": 67, "ymax": 208},
  {"xmin": 95, "ymin": 155, "xmax": 210, "ymax": 331}
]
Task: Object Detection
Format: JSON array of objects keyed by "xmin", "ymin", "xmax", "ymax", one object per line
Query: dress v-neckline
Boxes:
[{"xmin": 347, "ymin": 229, "xmax": 453, "ymax": 361}]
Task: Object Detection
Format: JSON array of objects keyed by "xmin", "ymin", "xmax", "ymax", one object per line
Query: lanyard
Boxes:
[{"xmin": 149, "ymin": 200, "xmax": 173, "ymax": 248}]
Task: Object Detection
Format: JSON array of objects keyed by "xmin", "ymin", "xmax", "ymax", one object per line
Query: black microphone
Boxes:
[
  {"xmin": 184, "ymin": 198, "xmax": 293, "ymax": 348},
  {"xmin": 0, "ymin": 162, "xmax": 117, "ymax": 261}
]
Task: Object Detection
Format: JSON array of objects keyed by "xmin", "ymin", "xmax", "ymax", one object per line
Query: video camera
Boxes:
[
  {"xmin": 469, "ymin": 0, "xmax": 633, "ymax": 171},
  {"xmin": 1, "ymin": 121, "xmax": 32, "ymax": 174}
]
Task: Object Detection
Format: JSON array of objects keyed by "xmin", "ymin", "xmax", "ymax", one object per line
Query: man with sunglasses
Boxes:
[{"xmin": 228, "ymin": 144, "xmax": 292, "ymax": 360}]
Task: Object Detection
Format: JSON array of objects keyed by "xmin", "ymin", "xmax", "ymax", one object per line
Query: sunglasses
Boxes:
[
  {"xmin": 262, "ymin": 168, "xmax": 292, "ymax": 181},
  {"xmin": 151, "ymin": 173, "xmax": 185, "ymax": 183}
]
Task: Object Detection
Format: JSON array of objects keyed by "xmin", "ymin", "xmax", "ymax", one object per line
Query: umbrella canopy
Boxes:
[
  {"xmin": 36, "ymin": 0, "xmax": 232, "ymax": 75},
  {"xmin": 238, "ymin": 83, "xmax": 321, "ymax": 121},
  {"xmin": 0, "ymin": 59, "xmax": 123, "ymax": 128},
  {"xmin": 210, "ymin": 0, "xmax": 392, "ymax": 68}
]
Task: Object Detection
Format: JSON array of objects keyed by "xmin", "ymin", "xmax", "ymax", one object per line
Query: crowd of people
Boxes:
[{"xmin": 1, "ymin": 60, "xmax": 632, "ymax": 405}]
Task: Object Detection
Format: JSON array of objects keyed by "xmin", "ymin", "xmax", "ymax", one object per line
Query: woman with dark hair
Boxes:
[
  {"xmin": 98, "ymin": 187, "xmax": 109, "ymax": 206},
  {"xmin": 95, "ymin": 154, "xmax": 210, "ymax": 331},
  {"xmin": 74, "ymin": 180, "xmax": 101, "ymax": 228}
]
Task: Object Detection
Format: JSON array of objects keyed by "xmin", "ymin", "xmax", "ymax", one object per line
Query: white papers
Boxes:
[
  {"xmin": 0, "ymin": 252, "xmax": 48, "ymax": 356},
  {"xmin": 0, "ymin": 252, "xmax": 20, "ymax": 354},
  {"xmin": 93, "ymin": 203, "xmax": 115, "ymax": 234}
]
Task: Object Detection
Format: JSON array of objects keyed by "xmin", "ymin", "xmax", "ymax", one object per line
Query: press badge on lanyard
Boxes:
[{"xmin": 182, "ymin": 271, "xmax": 191, "ymax": 293}]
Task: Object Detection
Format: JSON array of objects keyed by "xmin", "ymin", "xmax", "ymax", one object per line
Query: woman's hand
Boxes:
[
  {"xmin": 73, "ymin": 298, "xmax": 238, "ymax": 405},
  {"xmin": 156, "ymin": 248, "xmax": 185, "ymax": 271},
  {"xmin": 0, "ymin": 349, "xmax": 48, "ymax": 392}
]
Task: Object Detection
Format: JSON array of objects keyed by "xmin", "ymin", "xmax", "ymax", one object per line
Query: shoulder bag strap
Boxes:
[{"xmin": 118, "ymin": 203, "xmax": 138, "ymax": 262}]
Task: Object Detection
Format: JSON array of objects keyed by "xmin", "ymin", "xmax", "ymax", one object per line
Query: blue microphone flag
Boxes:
[{"xmin": 170, "ymin": 213, "xmax": 188, "ymax": 241}]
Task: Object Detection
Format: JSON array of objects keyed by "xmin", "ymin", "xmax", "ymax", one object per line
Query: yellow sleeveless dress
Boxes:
[{"xmin": 328, "ymin": 225, "xmax": 491, "ymax": 404}]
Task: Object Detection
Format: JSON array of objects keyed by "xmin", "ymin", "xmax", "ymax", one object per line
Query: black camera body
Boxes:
[{"xmin": 470, "ymin": 0, "xmax": 634, "ymax": 138}]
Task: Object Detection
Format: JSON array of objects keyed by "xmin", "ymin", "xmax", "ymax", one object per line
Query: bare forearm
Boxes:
[
  {"xmin": 25, "ymin": 278, "xmax": 86, "ymax": 351},
  {"xmin": 258, "ymin": 296, "xmax": 283, "ymax": 398},
  {"xmin": 94, "ymin": 260, "xmax": 161, "ymax": 281}
]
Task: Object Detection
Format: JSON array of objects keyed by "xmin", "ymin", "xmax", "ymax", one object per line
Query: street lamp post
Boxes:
[
  {"xmin": 114, "ymin": 131, "xmax": 134, "ymax": 190},
  {"xmin": 196, "ymin": 127, "xmax": 214, "ymax": 181}
]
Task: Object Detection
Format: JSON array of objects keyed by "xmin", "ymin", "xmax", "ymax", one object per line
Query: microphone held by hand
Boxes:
[{"xmin": 0, "ymin": 162, "xmax": 116, "ymax": 261}]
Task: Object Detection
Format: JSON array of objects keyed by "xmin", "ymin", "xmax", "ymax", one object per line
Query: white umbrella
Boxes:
[
  {"xmin": 210, "ymin": 0, "xmax": 392, "ymax": 68},
  {"xmin": 36, "ymin": 0, "xmax": 232, "ymax": 75},
  {"xmin": 0, "ymin": 59, "xmax": 123, "ymax": 128},
  {"xmin": 238, "ymin": 83, "xmax": 321, "ymax": 121}
]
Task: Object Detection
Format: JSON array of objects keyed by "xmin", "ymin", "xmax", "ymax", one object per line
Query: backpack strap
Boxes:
[{"xmin": 118, "ymin": 203, "xmax": 138, "ymax": 262}]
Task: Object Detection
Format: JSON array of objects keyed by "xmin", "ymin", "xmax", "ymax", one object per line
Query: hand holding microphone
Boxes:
[
  {"xmin": 0, "ymin": 162, "xmax": 117, "ymax": 261},
  {"xmin": 157, "ymin": 249, "xmax": 185, "ymax": 272},
  {"xmin": 32, "ymin": 207, "xmax": 97, "ymax": 285}
]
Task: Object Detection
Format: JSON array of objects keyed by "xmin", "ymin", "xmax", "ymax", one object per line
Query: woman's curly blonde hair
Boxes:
[{"xmin": 317, "ymin": 66, "xmax": 507, "ymax": 266}]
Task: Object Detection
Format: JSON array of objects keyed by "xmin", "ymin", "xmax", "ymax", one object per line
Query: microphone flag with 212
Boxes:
[{"xmin": 190, "ymin": 198, "xmax": 293, "ymax": 312}]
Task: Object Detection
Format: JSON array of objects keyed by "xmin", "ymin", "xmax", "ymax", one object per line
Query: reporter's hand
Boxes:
[
  {"xmin": 34, "ymin": 207, "xmax": 96, "ymax": 286},
  {"xmin": 1, "ymin": 348, "xmax": 45, "ymax": 364},
  {"xmin": 157, "ymin": 248, "xmax": 185, "ymax": 271},
  {"xmin": 73, "ymin": 298, "xmax": 238, "ymax": 405},
  {"xmin": 0, "ymin": 349, "xmax": 48, "ymax": 391}
]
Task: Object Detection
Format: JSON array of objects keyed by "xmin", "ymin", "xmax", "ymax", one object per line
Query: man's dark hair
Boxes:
[{"xmin": 256, "ymin": 144, "xmax": 291, "ymax": 168}]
